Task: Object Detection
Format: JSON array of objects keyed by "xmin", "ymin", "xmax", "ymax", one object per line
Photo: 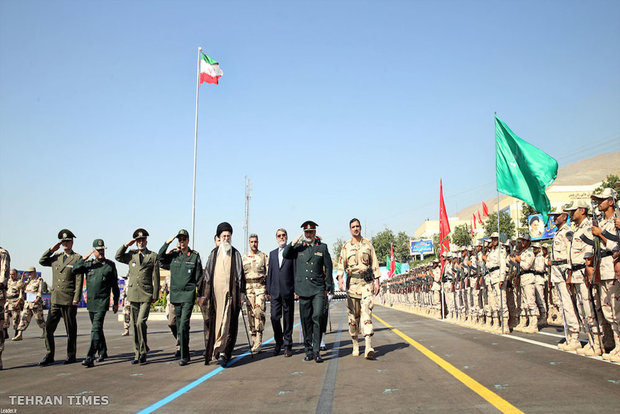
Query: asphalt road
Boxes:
[{"xmin": 1, "ymin": 302, "xmax": 618, "ymax": 413}]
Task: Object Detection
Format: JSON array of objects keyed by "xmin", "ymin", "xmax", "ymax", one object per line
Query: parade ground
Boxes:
[{"xmin": 1, "ymin": 302, "xmax": 618, "ymax": 414}]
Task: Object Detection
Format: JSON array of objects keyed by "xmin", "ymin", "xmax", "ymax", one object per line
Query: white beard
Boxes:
[
  {"xmin": 223, "ymin": 242, "xmax": 232, "ymax": 253},
  {"xmin": 278, "ymin": 240, "xmax": 286, "ymax": 248},
  {"xmin": 304, "ymin": 236, "xmax": 314, "ymax": 243}
]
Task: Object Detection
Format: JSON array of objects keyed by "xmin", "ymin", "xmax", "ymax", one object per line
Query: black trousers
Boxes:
[
  {"xmin": 298, "ymin": 293, "xmax": 326, "ymax": 356},
  {"xmin": 45, "ymin": 303, "xmax": 78, "ymax": 359},
  {"xmin": 270, "ymin": 295, "xmax": 294, "ymax": 350}
]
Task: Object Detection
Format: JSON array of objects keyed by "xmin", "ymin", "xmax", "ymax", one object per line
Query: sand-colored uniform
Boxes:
[
  {"xmin": 519, "ymin": 247, "xmax": 538, "ymax": 317},
  {"xmin": 487, "ymin": 246, "xmax": 508, "ymax": 318},
  {"xmin": 4, "ymin": 277, "xmax": 23, "ymax": 331},
  {"xmin": 551, "ymin": 224, "xmax": 580, "ymax": 338},
  {"xmin": 242, "ymin": 251, "xmax": 268, "ymax": 335},
  {"xmin": 337, "ymin": 237, "xmax": 380, "ymax": 337},
  {"xmin": 533, "ymin": 252, "xmax": 547, "ymax": 318},
  {"xmin": 17, "ymin": 276, "xmax": 46, "ymax": 332},
  {"xmin": 0, "ymin": 247, "xmax": 10, "ymax": 368},
  {"xmin": 596, "ymin": 216, "xmax": 620, "ymax": 354}
]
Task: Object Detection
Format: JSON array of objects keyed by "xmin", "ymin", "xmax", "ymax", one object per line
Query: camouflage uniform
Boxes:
[
  {"xmin": 337, "ymin": 237, "xmax": 380, "ymax": 358},
  {"xmin": 4, "ymin": 275, "xmax": 23, "ymax": 334},
  {"xmin": 162, "ymin": 275, "xmax": 180, "ymax": 354},
  {"xmin": 0, "ymin": 247, "xmax": 10, "ymax": 369},
  {"xmin": 121, "ymin": 287, "xmax": 131, "ymax": 335},
  {"xmin": 242, "ymin": 250, "xmax": 268, "ymax": 352},
  {"xmin": 16, "ymin": 274, "xmax": 46, "ymax": 336}
]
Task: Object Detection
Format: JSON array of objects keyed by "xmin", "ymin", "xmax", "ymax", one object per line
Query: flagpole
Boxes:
[
  {"xmin": 191, "ymin": 46, "xmax": 202, "ymax": 249},
  {"xmin": 494, "ymin": 112, "xmax": 505, "ymax": 334}
]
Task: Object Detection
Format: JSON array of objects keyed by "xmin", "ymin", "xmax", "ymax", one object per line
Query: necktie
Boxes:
[
  {"xmin": 139, "ymin": 253, "xmax": 143, "ymax": 265},
  {"xmin": 63, "ymin": 255, "xmax": 67, "ymax": 263}
]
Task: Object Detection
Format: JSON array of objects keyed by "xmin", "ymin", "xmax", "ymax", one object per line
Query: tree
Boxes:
[
  {"xmin": 432, "ymin": 233, "xmax": 440, "ymax": 256},
  {"xmin": 594, "ymin": 173, "xmax": 619, "ymax": 195},
  {"xmin": 451, "ymin": 224, "xmax": 472, "ymax": 247},
  {"xmin": 483, "ymin": 210, "xmax": 516, "ymax": 240},
  {"xmin": 332, "ymin": 237, "xmax": 345, "ymax": 267},
  {"xmin": 394, "ymin": 231, "xmax": 411, "ymax": 262},
  {"xmin": 371, "ymin": 228, "xmax": 395, "ymax": 265}
]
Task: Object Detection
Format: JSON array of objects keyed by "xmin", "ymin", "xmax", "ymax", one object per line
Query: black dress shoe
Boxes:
[
  {"xmin": 174, "ymin": 350, "xmax": 181, "ymax": 359},
  {"xmin": 179, "ymin": 358, "xmax": 189, "ymax": 366},
  {"xmin": 320, "ymin": 345, "xmax": 327, "ymax": 351},
  {"xmin": 96, "ymin": 354, "xmax": 108, "ymax": 363},
  {"xmin": 303, "ymin": 353, "xmax": 314, "ymax": 362},
  {"xmin": 82, "ymin": 357, "xmax": 94, "ymax": 368},
  {"xmin": 64, "ymin": 356, "xmax": 77, "ymax": 365},
  {"xmin": 284, "ymin": 349, "xmax": 293, "ymax": 358},
  {"xmin": 273, "ymin": 344, "xmax": 282, "ymax": 356},
  {"xmin": 39, "ymin": 355, "xmax": 54, "ymax": 367},
  {"xmin": 139, "ymin": 354, "xmax": 147, "ymax": 365},
  {"xmin": 217, "ymin": 355, "xmax": 229, "ymax": 366},
  {"xmin": 315, "ymin": 354, "xmax": 324, "ymax": 363},
  {"xmin": 131, "ymin": 358, "xmax": 139, "ymax": 365}
]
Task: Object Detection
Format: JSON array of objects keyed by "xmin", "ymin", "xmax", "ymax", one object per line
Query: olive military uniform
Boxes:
[
  {"xmin": 116, "ymin": 241, "xmax": 160, "ymax": 360},
  {"xmin": 157, "ymin": 232, "xmax": 202, "ymax": 362},
  {"xmin": 283, "ymin": 230, "xmax": 333, "ymax": 359},
  {"xmin": 39, "ymin": 232, "xmax": 83, "ymax": 363},
  {"xmin": 73, "ymin": 255, "xmax": 120, "ymax": 361}
]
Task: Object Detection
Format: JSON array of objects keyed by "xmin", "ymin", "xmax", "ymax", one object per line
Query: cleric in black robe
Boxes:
[{"xmin": 198, "ymin": 222, "xmax": 246, "ymax": 365}]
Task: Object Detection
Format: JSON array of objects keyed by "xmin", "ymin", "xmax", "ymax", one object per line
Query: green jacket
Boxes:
[
  {"xmin": 157, "ymin": 242, "xmax": 202, "ymax": 304},
  {"xmin": 283, "ymin": 239, "xmax": 333, "ymax": 297},
  {"xmin": 73, "ymin": 258, "xmax": 120, "ymax": 312},
  {"xmin": 115, "ymin": 246, "xmax": 160, "ymax": 303},
  {"xmin": 39, "ymin": 249, "xmax": 83, "ymax": 306}
]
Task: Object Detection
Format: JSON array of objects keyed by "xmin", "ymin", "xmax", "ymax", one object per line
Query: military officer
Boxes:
[
  {"xmin": 336, "ymin": 218, "xmax": 380, "ymax": 359},
  {"xmin": 486, "ymin": 232, "xmax": 507, "ymax": 333},
  {"xmin": 0, "ymin": 246, "xmax": 10, "ymax": 370},
  {"xmin": 431, "ymin": 260, "xmax": 442, "ymax": 318},
  {"xmin": 13, "ymin": 267, "xmax": 46, "ymax": 341},
  {"xmin": 39, "ymin": 229, "xmax": 83, "ymax": 366},
  {"xmin": 120, "ymin": 281, "xmax": 131, "ymax": 336},
  {"xmin": 242, "ymin": 234, "xmax": 268, "ymax": 353},
  {"xmin": 4, "ymin": 268, "xmax": 24, "ymax": 339},
  {"xmin": 73, "ymin": 239, "xmax": 120, "ymax": 367},
  {"xmin": 513, "ymin": 235, "xmax": 538, "ymax": 333},
  {"xmin": 158, "ymin": 229, "xmax": 202, "ymax": 366},
  {"xmin": 116, "ymin": 228, "xmax": 160, "ymax": 364},
  {"xmin": 532, "ymin": 243, "xmax": 548, "ymax": 329},
  {"xmin": 283, "ymin": 220, "xmax": 333, "ymax": 363}
]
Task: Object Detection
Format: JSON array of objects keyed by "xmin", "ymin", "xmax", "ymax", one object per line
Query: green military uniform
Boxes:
[
  {"xmin": 283, "ymin": 221, "xmax": 333, "ymax": 360},
  {"xmin": 39, "ymin": 229, "xmax": 83, "ymax": 364},
  {"xmin": 73, "ymin": 240, "xmax": 120, "ymax": 364},
  {"xmin": 116, "ymin": 228, "xmax": 160, "ymax": 362},
  {"xmin": 157, "ymin": 229, "xmax": 202, "ymax": 363}
]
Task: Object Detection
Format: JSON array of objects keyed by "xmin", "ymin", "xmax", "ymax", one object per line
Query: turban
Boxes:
[{"xmin": 216, "ymin": 222, "xmax": 233, "ymax": 237}]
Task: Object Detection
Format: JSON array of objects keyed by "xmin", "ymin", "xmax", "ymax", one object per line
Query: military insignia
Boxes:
[
  {"xmin": 63, "ymin": 233, "xmax": 67, "ymax": 238},
  {"xmin": 188, "ymin": 269, "xmax": 192, "ymax": 273},
  {"xmin": 132, "ymin": 262, "xmax": 136, "ymax": 267},
  {"xmin": 315, "ymin": 252, "xmax": 323, "ymax": 256}
]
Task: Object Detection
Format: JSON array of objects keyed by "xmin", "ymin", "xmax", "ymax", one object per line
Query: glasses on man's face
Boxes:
[
  {"xmin": 277, "ymin": 234, "xmax": 286, "ymax": 238},
  {"xmin": 178, "ymin": 238, "xmax": 188, "ymax": 243}
]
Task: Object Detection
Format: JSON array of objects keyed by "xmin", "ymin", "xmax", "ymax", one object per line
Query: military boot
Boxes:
[
  {"xmin": 562, "ymin": 334, "xmax": 582, "ymax": 352},
  {"xmin": 351, "ymin": 336, "xmax": 359, "ymax": 357},
  {"xmin": 537, "ymin": 313, "xmax": 547, "ymax": 329},
  {"xmin": 251, "ymin": 332, "xmax": 262, "ymax": 353},
  {"xmin": 364, "ymin": 336, "xmax": 375, "ymax": 359},
  {"xmin": 514, "ymin": 316, "xmax": 527, "ymax": 332},
  {"xmin": 12, "ymin": 330, "xmax": 23, "ymax": 341},
  {"xmin": 578, "ymin": 335, "xmax": 603, "ymax": 356},
  {"xmin": 524, "ymin": 317, "xmax": 539, "ymax": 333},
  {"xmin": 484, "ymin": 316, "xmax": 493, "ymax": 331},
  {"xmin": 502, "ymin": 318, "xmax": 511, "ymax": 334}
]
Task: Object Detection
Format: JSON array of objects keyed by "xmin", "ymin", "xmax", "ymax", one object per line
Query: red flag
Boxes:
[
  {"xmin": 470, "ymin": 223, "xmax": 474, "ymax": 237},
  {"xmin": 477, "ymin": 210, "xmax": 483, "ymax": 224},
  {"xmin": 482, "ymin": 201, "xmax": 489, "ymax": 218},
  {"xmin": 389, "ymin": 243, "xmax": 396, "ymax": 278},
  {"xmin": 439, "ymin": 179, "xmax": 451, "ymax": 273},
  {"xmin": 472, "ymin": 213, "xmax": 477, "ymax": 229}
]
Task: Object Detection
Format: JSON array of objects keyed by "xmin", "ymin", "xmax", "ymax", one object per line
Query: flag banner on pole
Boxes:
[
  {"xmin": 200, "ymin": 52, "xmax": 223, "ymax": 85},
  {"xmin": 439, "ymin": 179, "xmax": 451, "ymax": 273},
  {"xmin": 482, "ymin": 202, "xmax": 489, "ymax": 218},
  {"xmin": 495, "ymin": 115, "xmax": 558, "ymax": 222},
  {"xmin": 470, "ymin": 223, "xmax": 474, "ymax": 237},
  {"xmin": 477, "ymin": 210, "xmax": 483, "ymax": 224},
  {"xmin": 472, "ymin": 214, "xmax": 477, "ymax": 229}
]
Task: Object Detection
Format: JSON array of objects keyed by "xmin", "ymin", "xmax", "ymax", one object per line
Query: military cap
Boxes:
[
  {"xmin": 563, "ymin": 200, "xmax": 589, "ymax": 211},
  {"xmin": 27, "ymin": 266, "xmax": 36, "ymax": 272},
  {"xmin": 58, "ymin": 228, "xmax": 76, "ymax": 241},
  {"xmin": 301, "ymin": 220, "xmax": 318, "ymax": 230},
  {"xmin": 133, "ymin": 228, "xmax": 149, "ymax": 239},
  {"xmin": 532, "ymin": 242, "xmax": 541, "ymax": 248},
  {"xmin": 489, "ymin": 232, "xmax": 499, "ymax": 239},
  {"xmin": 548, "ymin": 205, "xmax": 565, "ymax": 215},
  {"xmin": 517, "ymin": 234, "xmax": 531, "ymax": 241},
  {"xmin": 93, "ymin": 239, "xmax": 107, "ymax": 250},
  {"xmin": 591, "ymin": 187, "xmax": 617, "ymax": 200},
  {"xmin": 176, "ymin": 229, "xmax": 190, "ymax": 239}
]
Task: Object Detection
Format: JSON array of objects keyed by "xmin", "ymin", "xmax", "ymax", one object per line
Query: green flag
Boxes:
[
  {"xmin": 385, "ymin": 255, "xmax": 402, "ymax": 275},
  {"xmin": 495, "ymin": 115, "xmax": 558, "ymax": 222}
]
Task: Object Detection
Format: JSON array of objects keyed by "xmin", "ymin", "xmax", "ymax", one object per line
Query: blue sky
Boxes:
[{"xmin": 1, "ymin": 1, "xmax": 619, "ymax": 282}]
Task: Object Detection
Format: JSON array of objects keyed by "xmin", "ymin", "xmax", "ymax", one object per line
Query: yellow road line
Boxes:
[{"xmin": 373, "ymin": 314, "xmax": 524, "ymax": 414}]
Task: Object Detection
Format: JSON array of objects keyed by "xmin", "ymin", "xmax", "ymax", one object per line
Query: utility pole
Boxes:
[{"xmin": 243, "ymin": 176, "xmax": 252, "ymax": 254}]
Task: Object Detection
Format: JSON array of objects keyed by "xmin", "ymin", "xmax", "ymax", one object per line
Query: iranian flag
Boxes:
[{"xmin": 200, "ymin": 52, "xmax": 223, "ymax": 85}]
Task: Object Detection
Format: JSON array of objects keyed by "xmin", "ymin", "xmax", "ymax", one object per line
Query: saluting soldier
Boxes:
[
  {"xmin": 116, "ymin": 228, "xmax": 160, "ymax": 365},
  {"xmin": 283, "ymin": 220, "xmax": 333, "ymax": 363},
  {"xmin": 73, "ymin": 239, "xmax": 120, "ymax": 367},
  {"xmin": 158, "ymin": 229, "xmax": 202, "ymax": 366},
  {"xmin": 39, "ymin": 229, "xmax": 83, "ymax": 366},
  {"xmin": 13, "ymin": 267, "xmax": 46, "ymax": 341},
  {"xmin": 336, "ymin": 218, "xmax": 380, "ymax": 359},
  {"xmin": 242, "ymin": 234, "xmax": 268, "ymax": 353}
]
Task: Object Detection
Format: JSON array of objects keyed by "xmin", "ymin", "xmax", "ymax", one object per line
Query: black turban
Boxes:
[{"xmin": 216, "ymin": 222, "xmax": 233, "ymax": 237}]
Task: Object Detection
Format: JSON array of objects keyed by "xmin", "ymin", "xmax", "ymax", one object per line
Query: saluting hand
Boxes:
[
  {"xmin": 51, "ymin": 241, "xmax": 62, "ymax": 252},
  {"xmin": 166, "ymin": 235, "xmax": 177, "ymax": 244},
  {"xmin": 292, "ymin": 234, "xmax": 303, "ymax": 245},
  {"xmin": 125, "ymin": 238, "xmax": 136, "ymax": 247}
]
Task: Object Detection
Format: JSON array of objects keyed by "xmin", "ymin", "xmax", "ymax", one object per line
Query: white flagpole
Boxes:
[{"xmin": 191, "ymin": 46, "xmax": 202, "ymax": 249}]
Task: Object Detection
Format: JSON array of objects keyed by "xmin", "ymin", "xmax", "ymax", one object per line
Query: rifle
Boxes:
[
  {"xmin": 589, "ymin": 198, "xmax": 603, "ymax": 284},
  {"xmin": 241, "ymin": 299, "xmax": 254, "ymax": 358}
]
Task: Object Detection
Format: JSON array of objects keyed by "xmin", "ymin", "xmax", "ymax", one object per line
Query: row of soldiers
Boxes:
[
  {"xmin": 3, "ymin": 267, "xmax": 47, "ymax": 342},
  {"xmin": 382, "ymin": 187, "xmax": 620, "ymax": 362}
]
